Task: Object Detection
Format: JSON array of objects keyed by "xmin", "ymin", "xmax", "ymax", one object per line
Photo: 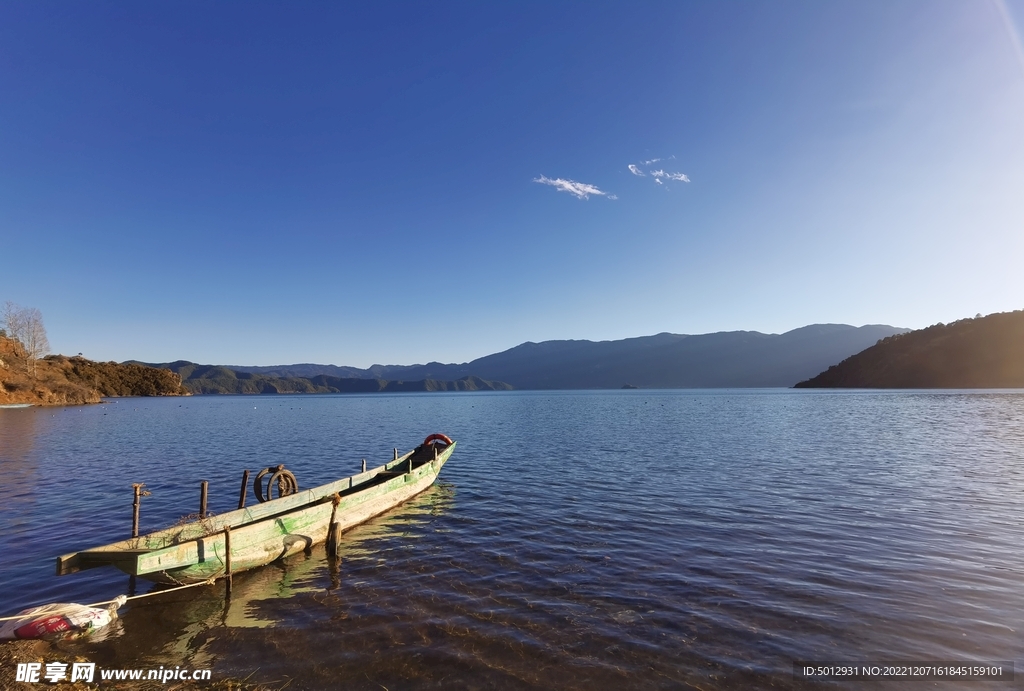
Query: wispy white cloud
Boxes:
[
  {"xmin": 651, "ymin": 169, "xmax": 690, "ymax": 182},
  {"xmin": 628, "ymin": 157, "xmax": 690, "ymax": 187},
  {"xmin": 534, "ymin": 175, "xmax": 615, "ymax": 200}
]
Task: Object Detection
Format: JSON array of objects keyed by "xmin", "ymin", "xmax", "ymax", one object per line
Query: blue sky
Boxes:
[{"xmin": 2, "ymin": 1, "xmax": 1023, "ymax": 367}]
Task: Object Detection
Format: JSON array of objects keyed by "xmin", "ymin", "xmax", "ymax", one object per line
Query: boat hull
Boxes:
[
  {"xmin": 145, "ymin": 456, "xmax": 446, "ymax": 584},
  {"xmin": 57, "ymin": 441, "xmax": 455, "ymax": 585}
]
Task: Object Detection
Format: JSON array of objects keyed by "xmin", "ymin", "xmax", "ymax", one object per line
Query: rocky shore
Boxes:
[{"xmin": 0, "ymin": 336, "xmax": 187, "ymax": 406}]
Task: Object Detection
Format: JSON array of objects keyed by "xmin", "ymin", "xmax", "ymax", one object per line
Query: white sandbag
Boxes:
[{"xmin": 0, "ymin": 596, "xmax": 126, "ymax": 640}]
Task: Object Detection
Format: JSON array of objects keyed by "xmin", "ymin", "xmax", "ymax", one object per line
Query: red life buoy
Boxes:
[{"xmin": 423, "ymin": 433, "xmax": 453, "ymax": 446}]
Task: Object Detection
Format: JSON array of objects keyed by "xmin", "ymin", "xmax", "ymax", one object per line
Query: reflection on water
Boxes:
[
  {"xmin": 4, "ymin": 392, "xmax": 1024, "ymax": 690},
  {"xmin": 332, "ymin": 482, "xmax": 455, "ymax": 561},
  {"xmin": 0, "ymin": 406, "xmax": 40, "ymax": 463},
  {"xmin": 1, "ymin": 407, "xmax": 41, "ymax": 513}
]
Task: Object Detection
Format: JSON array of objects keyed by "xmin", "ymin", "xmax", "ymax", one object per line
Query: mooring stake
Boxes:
[
  {"xmin": 361, "ymin": 458, "xmax": 366, "ymax": 473},
  {"xmin": 327, "ymin": 493, "xmax": 342, "ymax": 557},
  {"xmin": 131, "ymin": 483, "xmax": 149, "ymax": 538},
  {"xmin": 132, "ymin": 485, "xmax": 141, "ymax": 538},
  {"xmin": 394, "ymin": 448, "xmax": 399, "ymax": 460},
  {"xmin": 199, "ymin": 480, "xmax": 209, "ymax": 519},
  {"xmin": 238, "ymin": 469, "xmax": 250, "ymax": 510},
  {"xmin": 224, "ymin": 526, "xmax": 232, "ymax": 597}
]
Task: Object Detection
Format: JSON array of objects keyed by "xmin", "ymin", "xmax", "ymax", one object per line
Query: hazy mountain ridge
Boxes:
[
  {"xmin": 307, "ymin": 375, "xmax": 513, "ymax": 393},
  {"xmin": 795, "ymin": 311, "xmax": 1024, "ymax": 388},
  {"xmin": 135, "ymin": 360, "xmax": 513, "ymax": 395},
  {"xmin": 350, "ymin": 325, "xmax": 906, "ymax": 388},
  {"xmin": 227, "ymin": 363, "xmax": 369, "ymax": 379},
  {"xmin": 152, "ymin": 324, "xmax": 908, "ymax": 390}
]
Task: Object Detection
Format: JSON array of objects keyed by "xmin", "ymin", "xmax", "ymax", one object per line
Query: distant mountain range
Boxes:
[
  {"xmin": 796, "ymin": 311, "xmax": 1024, "ymax": 388},
  {"xmin": 131, "ymin": 362, "xmax": 513, "ymax": 395},
  {"xmin": 151, "ymin": 323, "xmax": 909, "ymax": 391}
]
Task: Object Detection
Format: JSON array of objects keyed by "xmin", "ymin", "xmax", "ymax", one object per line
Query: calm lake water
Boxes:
[{"xmin": 1, "ymin": 390, "xmax": 1022, "ymax": 689}]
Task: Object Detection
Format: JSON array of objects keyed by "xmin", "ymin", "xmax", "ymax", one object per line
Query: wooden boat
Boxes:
[{"xmin": 56, "ymin": 434, "xmax": 455, "ymax": 585}]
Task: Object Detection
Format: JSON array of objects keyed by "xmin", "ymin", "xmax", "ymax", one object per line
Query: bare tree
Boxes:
[
  {"xmin": 22, "ymin": 308, "xmax": 50, "ymax": 375},
  {"xmin": 2, "ymin": 301, "xmax": 50, "ymax": 376},
  {"xmin": 3, "ymin": 301, "xmax": 24, "ymax": 343}
]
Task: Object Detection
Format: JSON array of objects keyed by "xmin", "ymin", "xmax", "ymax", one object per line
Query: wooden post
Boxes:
[
  {"xmin": 199, "ymin": 480, "xmax": 209, "ymax": 519},
  {"xmin": 327, "ymin": 493, "xmax": 341, "ymax": 557},
  {"xmin": 361, "ymin": 459, "xmax": 366, "ymax": 473},
  {"xmin": 394, "ymin": 448, "xmax": 398, "ymax": 460},
  {"xmin": 237, "ymin": 469, "xmax": 250, "ymax": 510},
  {"xmin": 434, "ymin": 444, "xmax": 438, "ymax": 461},
  {"xmin": 409, "ymin": 455, "xmax": 414, "ymax": 472},
  {"xmin": 328, "ymin": 522, "xmax": 342, "ymax": 557},
  {"xmin": 224, "ymin": 526, "xmax": 232, "ymax": 596},
  {"xmin": 131, "ymin": 484, "xmax": 143, "ymax": 538}
]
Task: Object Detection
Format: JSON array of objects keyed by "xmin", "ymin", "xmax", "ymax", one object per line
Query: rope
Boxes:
[{"xmin": 0, "ymin": 577, "xmax": 217, "ymax": 622}]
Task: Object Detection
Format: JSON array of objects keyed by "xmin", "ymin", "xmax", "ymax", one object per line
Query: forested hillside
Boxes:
[
  {"xmin": 144, "ymin": 361, "xmax": 512, "ymax": 394},
  {"xmin": 795, "ymin": 311, "xmax": 1024, "ymax": 388}
]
